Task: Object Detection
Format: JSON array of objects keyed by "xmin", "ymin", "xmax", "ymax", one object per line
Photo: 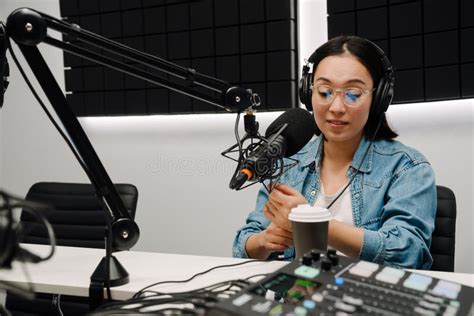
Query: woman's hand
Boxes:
[
  {"xmin": 263, "ymin": 184, "xmax": 308, "ymax": 231},
  {"xmin": 260, "ymin": 222, "xmax": 294, "ymax": 251},
  {"xmin": 245, "ymin": 222, "xmax": 294, "ymax": 259}
]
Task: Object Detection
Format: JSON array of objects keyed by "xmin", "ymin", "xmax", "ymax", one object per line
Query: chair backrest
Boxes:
[
  {"xmin": 7, "ymin": 182, "xmax": 138, "ymax": 315},
  {"xmin": 19, "ymin": 182, "xmax": 138, "ymax": 249},
  {"xmin": 430, "ymin": 185, "xmax": 456, "ymax": 271}
]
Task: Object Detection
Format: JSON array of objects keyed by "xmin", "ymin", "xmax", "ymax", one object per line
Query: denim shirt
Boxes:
[{"xmin": 232, "ymin": 135, "xmax": 437, "ymax": 269}]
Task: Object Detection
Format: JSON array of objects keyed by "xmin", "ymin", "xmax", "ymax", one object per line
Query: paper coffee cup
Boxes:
[{"xmin": 289, "ymin": 204, "xmax": 332, "ymax": 258}]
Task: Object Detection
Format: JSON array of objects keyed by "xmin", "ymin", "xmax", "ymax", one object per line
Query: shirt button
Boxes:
[
  {"xmin": 354, "ymin": 193, "xmax": 360, "ymax": 198},
  {"xmin": 310, "ymin": 191, "xmax": 316, "ymax": 196}
]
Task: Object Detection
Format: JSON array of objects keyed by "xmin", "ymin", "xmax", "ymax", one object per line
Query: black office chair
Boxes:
[
  {"xmin": 430, "ymin": 185, "xmax": 457, "ymax": 272},
  {"xmin": 5, "ymin": 182, "xmax": 139, "ymax": 316}
]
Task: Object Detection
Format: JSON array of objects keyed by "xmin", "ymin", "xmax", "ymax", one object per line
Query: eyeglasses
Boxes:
[{"xmin": 311, "ymin": 84, "xmax": 374, "ymax": 107}]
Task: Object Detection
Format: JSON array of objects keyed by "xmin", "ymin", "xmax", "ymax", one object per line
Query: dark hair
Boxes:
[{"xmin": 309, "ymin": 35, "xmax": 398, "ymax": 140}]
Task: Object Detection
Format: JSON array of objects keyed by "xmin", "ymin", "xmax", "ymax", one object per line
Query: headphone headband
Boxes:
[{"xmin": 299, "ymin": 36, "xmax": 394, "ymax": 119}]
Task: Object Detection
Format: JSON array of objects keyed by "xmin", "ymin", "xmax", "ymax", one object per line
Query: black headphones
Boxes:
[
  {"xmin": 299, "ymin": 37, "xmax": 394, "ymax": 123},
  {"xmin": 1, "ymin": 191, "xmax": 56, "ymax": 268},
  {"xmin": 0, "ymin": 192, "xmax": 18, "ymax": 268}
]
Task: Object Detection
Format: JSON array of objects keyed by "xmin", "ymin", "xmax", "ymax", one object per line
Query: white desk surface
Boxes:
[
  {"xmin": 0, "ymin": 245, "xmax": 472, "ymax": 301},
  {"xmin": 0, "ymin": 244, "xmax": 288, "ymax": 300}
]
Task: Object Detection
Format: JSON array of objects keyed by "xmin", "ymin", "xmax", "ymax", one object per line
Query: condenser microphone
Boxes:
[{"xmin": 229, "ymin": 108, "xmax": 315, "ymax": 190}]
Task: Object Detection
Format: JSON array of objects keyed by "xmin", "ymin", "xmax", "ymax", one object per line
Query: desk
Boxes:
[
  {"xmin": 0, "ymin": 244, "xmax": 288, "ymax": 301},
  {"xmin": 1, "ymin": 244, "xmax": 473, "ymax": 301}
]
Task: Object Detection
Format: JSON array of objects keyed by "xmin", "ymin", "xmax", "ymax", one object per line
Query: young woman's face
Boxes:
[{"xmin": 312, "ymin": 54, "xmax": 374, "ymax": 145}]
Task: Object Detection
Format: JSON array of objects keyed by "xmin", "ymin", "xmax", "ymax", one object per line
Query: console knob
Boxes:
[
  {"xmin": 321, "ymin": 258, "xmax": 332, "ymax": 271},
  {"xmin": 328, "ymin": 253, "xmax": 339, "ymax": 265},
  {"xmin": 327, "ymin": 248, "xmax": 337, "ymax": 256},
  {"xmin": 302, "ymin": 254, "xmax": 313, "ymax": 266},
  {"xmin": 311, "ymin": 250, "xmax": 321, "ymax": 261}
]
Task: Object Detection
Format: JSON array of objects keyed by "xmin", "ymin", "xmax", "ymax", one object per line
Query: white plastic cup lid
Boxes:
[{"xmin": 288, "ymin": 204, "xmax": 332, "ymax": 223}]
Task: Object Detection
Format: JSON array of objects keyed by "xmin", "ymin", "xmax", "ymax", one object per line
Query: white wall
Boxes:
[
  {"xmin": 0, "ymin": 0, "xmax": 327, "ymax": 257},
  {"xmin": 1, "ymin": 0, "xmax": 473, "ymax": 273}
]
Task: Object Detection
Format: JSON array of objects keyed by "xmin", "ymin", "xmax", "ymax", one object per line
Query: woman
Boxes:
[{"xmin": 232, "ymin": 35, "xmax": 436, "ymax": 269}]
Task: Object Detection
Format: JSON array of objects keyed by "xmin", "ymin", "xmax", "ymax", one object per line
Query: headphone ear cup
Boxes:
[
  {"xmin": 299, "ymin": 72, "xmax": 313, "ymax": 111},
  {"xmin": 380, "ymin": 78, "xmax": 394, "ymax": 114},
  {"xmin": 306, "ymin": 72, "xmax": 313, "ymax": 111},
  {"xmin": 370, "ymin": 77, "xmax": 392, "ymax": 121},
  {"xmin": 298, "ymin": 76, "xmax": 306, "ymax": 106}
]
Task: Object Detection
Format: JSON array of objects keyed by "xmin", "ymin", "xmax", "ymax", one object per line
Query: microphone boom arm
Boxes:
[{"xmin": 2, "ymin": 7, "xmax": 261, "ymax": 253}]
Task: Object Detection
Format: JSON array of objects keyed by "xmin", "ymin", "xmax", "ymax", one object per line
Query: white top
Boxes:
[{"xmin": 313, "ymin": 183, "xmax": 354, "ymax": 226}]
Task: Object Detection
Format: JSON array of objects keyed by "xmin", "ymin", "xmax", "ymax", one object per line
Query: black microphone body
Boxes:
[
  {"xmin": 230, "ymin": 108, "xmax": 315, "ymax": 190},
  {"xmin": 230, "ymin": 135, "xmax": 287, "ymax": 189}
]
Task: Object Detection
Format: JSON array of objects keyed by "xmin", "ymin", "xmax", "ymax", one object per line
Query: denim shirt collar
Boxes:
[{"xmin": 299, "ymin": 134, "xmax": 374, "ymax": 173}]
